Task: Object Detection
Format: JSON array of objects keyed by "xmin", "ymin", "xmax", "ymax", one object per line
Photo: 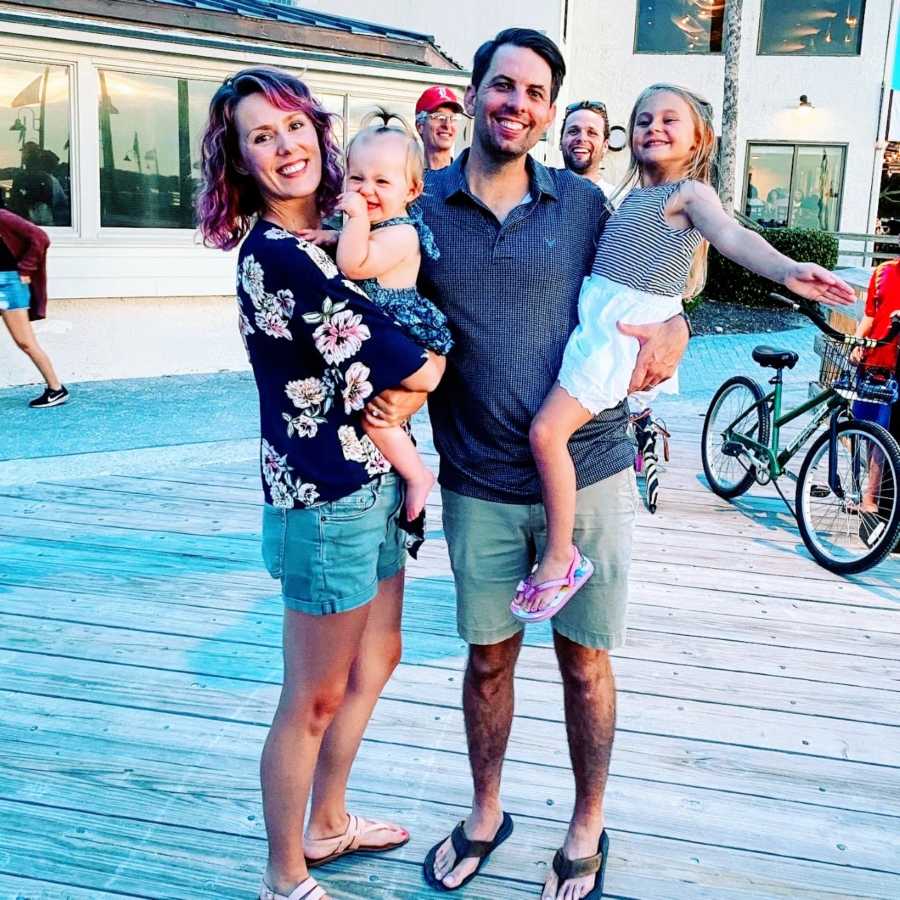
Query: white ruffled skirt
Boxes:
[{"xmin": 558, "ymin": 274, "xmax": 683, "ymax": 414}]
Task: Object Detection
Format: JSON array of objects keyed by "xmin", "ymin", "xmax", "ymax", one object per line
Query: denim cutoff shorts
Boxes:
[
  {"xmin": 261, "ymin": 473, "xmax": 405, "ymax": 615},
  {"xmin": 0, "ymin": 271, "xmax": 30, "ymax": 311}
]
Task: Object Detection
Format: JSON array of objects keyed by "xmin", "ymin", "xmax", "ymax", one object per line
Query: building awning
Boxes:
[{"xmin": 11, "ymin": 0, "xmax": 463, "ymax": 69}]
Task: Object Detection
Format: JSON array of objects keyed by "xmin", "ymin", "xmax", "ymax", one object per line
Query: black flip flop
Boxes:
[
  {"xmin": 422, "ymin": 812, "xmax": 514, "ymax": 892},
  {"xmin": 550, "ymin": 828, "xmax": 609, "ymax": 899}
]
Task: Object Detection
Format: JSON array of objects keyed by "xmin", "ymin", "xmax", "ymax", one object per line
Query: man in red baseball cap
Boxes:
[{"xmin": 415, "ymin": 85, "xmax": 464, "ymax": 171}]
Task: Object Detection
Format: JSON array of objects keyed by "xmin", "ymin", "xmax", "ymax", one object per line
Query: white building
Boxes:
[
  {"xmin": 307, "ymin": 0, "xmax": 897, "ymax": 233},
  {"xmin": 0, "ymin": 0, "xmax": 466, "ymax": 386},
  {"xmin": 2, "ymin": 0, "xmax": 897, "ymax": 386}
]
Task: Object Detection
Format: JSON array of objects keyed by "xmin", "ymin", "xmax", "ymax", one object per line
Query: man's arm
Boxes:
[
  {"xmin": 618, "ymin": 314, "xmax": 690, "ymax": 393},
  {"xmin": 364, "ymin": 387, "xmax": 428, "ymax": 428}
]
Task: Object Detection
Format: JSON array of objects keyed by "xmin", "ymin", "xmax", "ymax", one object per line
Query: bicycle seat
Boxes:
[{"xmin": 752, "ymin": 345, "xmax": 799, "ymax": 369}]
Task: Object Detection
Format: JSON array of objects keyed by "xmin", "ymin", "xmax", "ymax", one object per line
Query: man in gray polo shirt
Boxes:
[{"xmin": 366, "ymin": 28, "xmax": 689, "ymax": 899}]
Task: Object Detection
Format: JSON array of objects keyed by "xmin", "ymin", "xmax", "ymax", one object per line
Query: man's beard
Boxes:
[{"xmin": 563, "ymin": 149, "xmax": 595, "ymax": 174}]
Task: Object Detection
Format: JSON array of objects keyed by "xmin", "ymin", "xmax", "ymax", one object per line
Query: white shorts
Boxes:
[{"xmin": 557, "ymin": 274, "xmax": 683, "ymax": 414}]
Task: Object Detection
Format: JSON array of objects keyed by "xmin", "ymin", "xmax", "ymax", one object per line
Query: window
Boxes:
[
  {"xmin": 744, "ymin": 143, "xmax": 846, "ymax": 231},
  {"xmin": 316, "ymin": 93, "xmax": 346, "ymax": 149},
  {"xmin": 759, "ymin": 0, "xmax": 864, "ymax": 56},
  {"xmin": 98, "ymin": 70, "xmax": 217, "ymax": 228},
  {"xmin": 0, "ymin": 59, "xmax": 72, "ymax": 226},
  {"xmin": 635, "ymin": 0, "xmax": 725, "ymax": 54}
]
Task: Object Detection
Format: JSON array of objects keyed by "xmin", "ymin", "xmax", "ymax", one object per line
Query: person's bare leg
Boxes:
[
  {"xmin": 431, "ymin": 632, "xmax": 523, "ymax": 888},
  {"xmin": 1, "ymin": 309, "xmax": 61, "ymax": 389},
  {"xmin": 306, "ymin": 570, "xmax": 409, "ymax": 850},
  {"xmin": 526, "ymin": 384, "xmax": 594, "ymax": 612},
  {"xmin": 364, "ymin": 421, "xmax": 435, "ymax": 519},
  {"xmin": 260, "ymin": 604, "xmax": 371, "ymax": 898},
  {"xmin": 542, "ymin": 633, "xmax": 616, "ymax": 900},
  {"xmin": 861, "ymin": 447, "xmax": 885, "ymax": 513}
]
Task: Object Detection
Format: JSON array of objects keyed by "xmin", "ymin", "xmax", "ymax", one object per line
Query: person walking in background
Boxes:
[
  {"xmin": 415, "ymin": 85, "xmax": 464, "ymax": 171},
  {"xmin": 560, "ymin": 99, "xmax": 618, "ymax": 202},
  {"xmin": 0, "ymin": 199, "xmax": 69, "ymax": 408}
]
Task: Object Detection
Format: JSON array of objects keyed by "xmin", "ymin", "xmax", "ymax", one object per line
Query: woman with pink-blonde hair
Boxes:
[{"xmin": 197, "ymin": 67, "xmax": 445, "ymax": 900}]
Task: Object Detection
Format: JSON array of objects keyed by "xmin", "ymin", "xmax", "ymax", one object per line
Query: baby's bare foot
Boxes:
[
  {"xmin": 521, "ymin": 548, "xmax": 574, "ymax": 613},
  {"xmin": 405, "ymin": 469, "xmax": 436, "ymax": 520}
]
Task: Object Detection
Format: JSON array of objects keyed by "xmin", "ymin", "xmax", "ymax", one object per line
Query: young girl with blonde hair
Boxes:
[
  {"xmin": 336, "ymin": 110, "xmax": 452, "ymax": 554},
  {"xmin": 513, "ymin": 82, "xmax": 854, "ymax": 621}
]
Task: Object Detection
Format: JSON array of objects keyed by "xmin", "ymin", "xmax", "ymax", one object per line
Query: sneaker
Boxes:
[{"xmin": 29, "ymin": 385, "xmax": 69, "ymax": 408}]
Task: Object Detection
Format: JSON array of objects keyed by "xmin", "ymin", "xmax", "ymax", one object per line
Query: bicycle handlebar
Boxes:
[{"xmin": 768, "ymin": 292, "xmax": 900, "ymax": 347}]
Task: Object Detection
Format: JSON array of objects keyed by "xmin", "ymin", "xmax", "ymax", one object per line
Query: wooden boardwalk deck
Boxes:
[{"xmin": 2, "ymin": 402, "xmax": 900, "ymax": 899}]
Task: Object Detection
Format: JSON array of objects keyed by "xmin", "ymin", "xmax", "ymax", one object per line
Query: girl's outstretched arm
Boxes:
[{"xmin": 678, "ymin": 181, "xmax": 855, "ymax": 307}]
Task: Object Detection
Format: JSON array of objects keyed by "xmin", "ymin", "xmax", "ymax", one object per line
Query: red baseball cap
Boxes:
[{"xmin": 415, "ymin": 85, "xmax": 464, "ymax": 115}]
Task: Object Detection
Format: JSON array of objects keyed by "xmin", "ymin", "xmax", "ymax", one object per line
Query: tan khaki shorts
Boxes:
[{"xmin": 441, "ymin": 467, "xmax": 638, "ymax": 650}]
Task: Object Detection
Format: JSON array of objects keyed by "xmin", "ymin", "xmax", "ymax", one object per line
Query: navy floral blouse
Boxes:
[{"xmin": 237, "ymin": 218, "xmax": 427, "ymax": 508}]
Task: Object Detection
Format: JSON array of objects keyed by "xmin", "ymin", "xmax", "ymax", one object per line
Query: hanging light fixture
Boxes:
[{"xmin": 845, "ymin": 1, "xmax": 858, "ymax": 28}]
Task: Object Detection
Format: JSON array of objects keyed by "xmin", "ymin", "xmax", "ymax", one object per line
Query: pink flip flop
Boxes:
[{"xmin": 510, "ymin": 546, "xmax": 594, "ymax": 623}]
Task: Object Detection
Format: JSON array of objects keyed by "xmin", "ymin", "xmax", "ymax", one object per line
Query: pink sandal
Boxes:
[
  {"xmin": 259, "ymin": 875, "xmax": 328, "ymax": 900},
  {"xmin": 510, "ymin": 546, "xmax": 594, "ymax": 623}
]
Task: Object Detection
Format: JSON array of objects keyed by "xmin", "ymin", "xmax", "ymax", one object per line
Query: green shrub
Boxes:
[{"xmin": 701, "ymin": 226, "xmax": 839, "ymax": 307}]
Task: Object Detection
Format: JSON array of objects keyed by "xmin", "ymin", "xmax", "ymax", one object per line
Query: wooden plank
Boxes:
[
  {"xmin": 4, "ymin": 576, "xmax": 900, "ymax": 691},
  {"xmin": 7, "ymin": 690, "xmax": 899, "ymax": 822},
  {"xmin": 4, "ymin": 513, "xmax": 897, "ymax": 643},
  {"xmin": 3, "ymin": 613, "xmax": 897, "ymax": 728},
  {"xmin": 6, "ymin": 795, "xmax": 896, "ymax": 900},
  {"xmin": 4, "ymin": 579, "xmax": 900, "ymax": 690},
  {"xmin": 5, "ymin": 407, "xmax": 900, "ymax": 899},
  {"xmin": 0, "ymin": 874, "xmax": 147, "ymax": 899},
  {"xmin": 3, "ymin": 646, "xmax": 899, "ymax": 768},
  {"xmin": 3, "ymin": 695, "xmax": 900, "ymax": 884},
  {"xmin": 12, "ymin": 504, "xmax": 895, "ymax": 590},
  {"xmin": 4, "ymin": 532, "xmax": 898, "ymax": 615}
]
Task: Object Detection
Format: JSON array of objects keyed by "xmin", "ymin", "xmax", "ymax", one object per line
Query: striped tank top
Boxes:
[{"xmin": 590, "ymin": 180, "xmax": 702, "ymax": 297}]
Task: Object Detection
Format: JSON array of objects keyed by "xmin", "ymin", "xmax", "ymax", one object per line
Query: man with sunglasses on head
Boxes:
[
  {"xmin": 415, "ymin": 85, "xmax": 465, "ymax": 171},
  {"xmin": 560, "ymin": 99, "xmax": 619, "ymax": 204}
]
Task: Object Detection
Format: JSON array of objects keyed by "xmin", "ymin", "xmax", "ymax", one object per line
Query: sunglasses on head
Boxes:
[{"xmin": 565, "ymin": 100, "xmax": 608, "ymax": 117}]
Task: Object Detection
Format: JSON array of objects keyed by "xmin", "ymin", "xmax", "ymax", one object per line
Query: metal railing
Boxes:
[
  {"xmin": 733, "ymin": 210, "xmax": 898, "ymax": 268},
  {"xmin": 834, "ymin": 232, "xmax": 900, "ymax": 266}
]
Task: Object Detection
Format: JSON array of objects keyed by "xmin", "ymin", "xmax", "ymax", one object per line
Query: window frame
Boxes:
[
  {"xmin": 756, "ymin": 0, "xmax": 866, "ymax": 58},
  {"xmin": 94, "ymin": 63, "xmax": 223, "ymax": 234},
  {"xmin": 0, "ymin": 51, "xmax": 78, "ymax": 237},
  {"xmin": 632, "ymin": 0, "xmax": 725, "ymax": 56},
  {"xmin": 742, "ymin": 140, "xmax": 849, "ymax": 231}
]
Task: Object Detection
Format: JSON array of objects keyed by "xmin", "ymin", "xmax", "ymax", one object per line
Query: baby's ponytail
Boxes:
[{"xmin": 347, "ymin": 107, "xmax": 425, "ymax": 197}]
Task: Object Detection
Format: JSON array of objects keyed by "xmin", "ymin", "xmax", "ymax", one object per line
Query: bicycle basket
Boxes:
[
  {"xmin": 818, "ymin": 338, "xmax": 855, "ymax": 394},
  {"xmin": 856, "ymin": 368, "xmax": 900, "ymax": 405}
]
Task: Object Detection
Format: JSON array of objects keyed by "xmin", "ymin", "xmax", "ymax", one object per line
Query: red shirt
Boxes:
[{"xmin": 862, "ymin": 260, "xmax": 900, "ymax": 370}]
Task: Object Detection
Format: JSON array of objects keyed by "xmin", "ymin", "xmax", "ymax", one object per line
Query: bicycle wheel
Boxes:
[
  {"xmin": 796, "ymin": 419, "xmax": 900, "ymax": 574},
  {"xmin": 701, "ymin": 376, "xmax": 770, "ymax": 499}
]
